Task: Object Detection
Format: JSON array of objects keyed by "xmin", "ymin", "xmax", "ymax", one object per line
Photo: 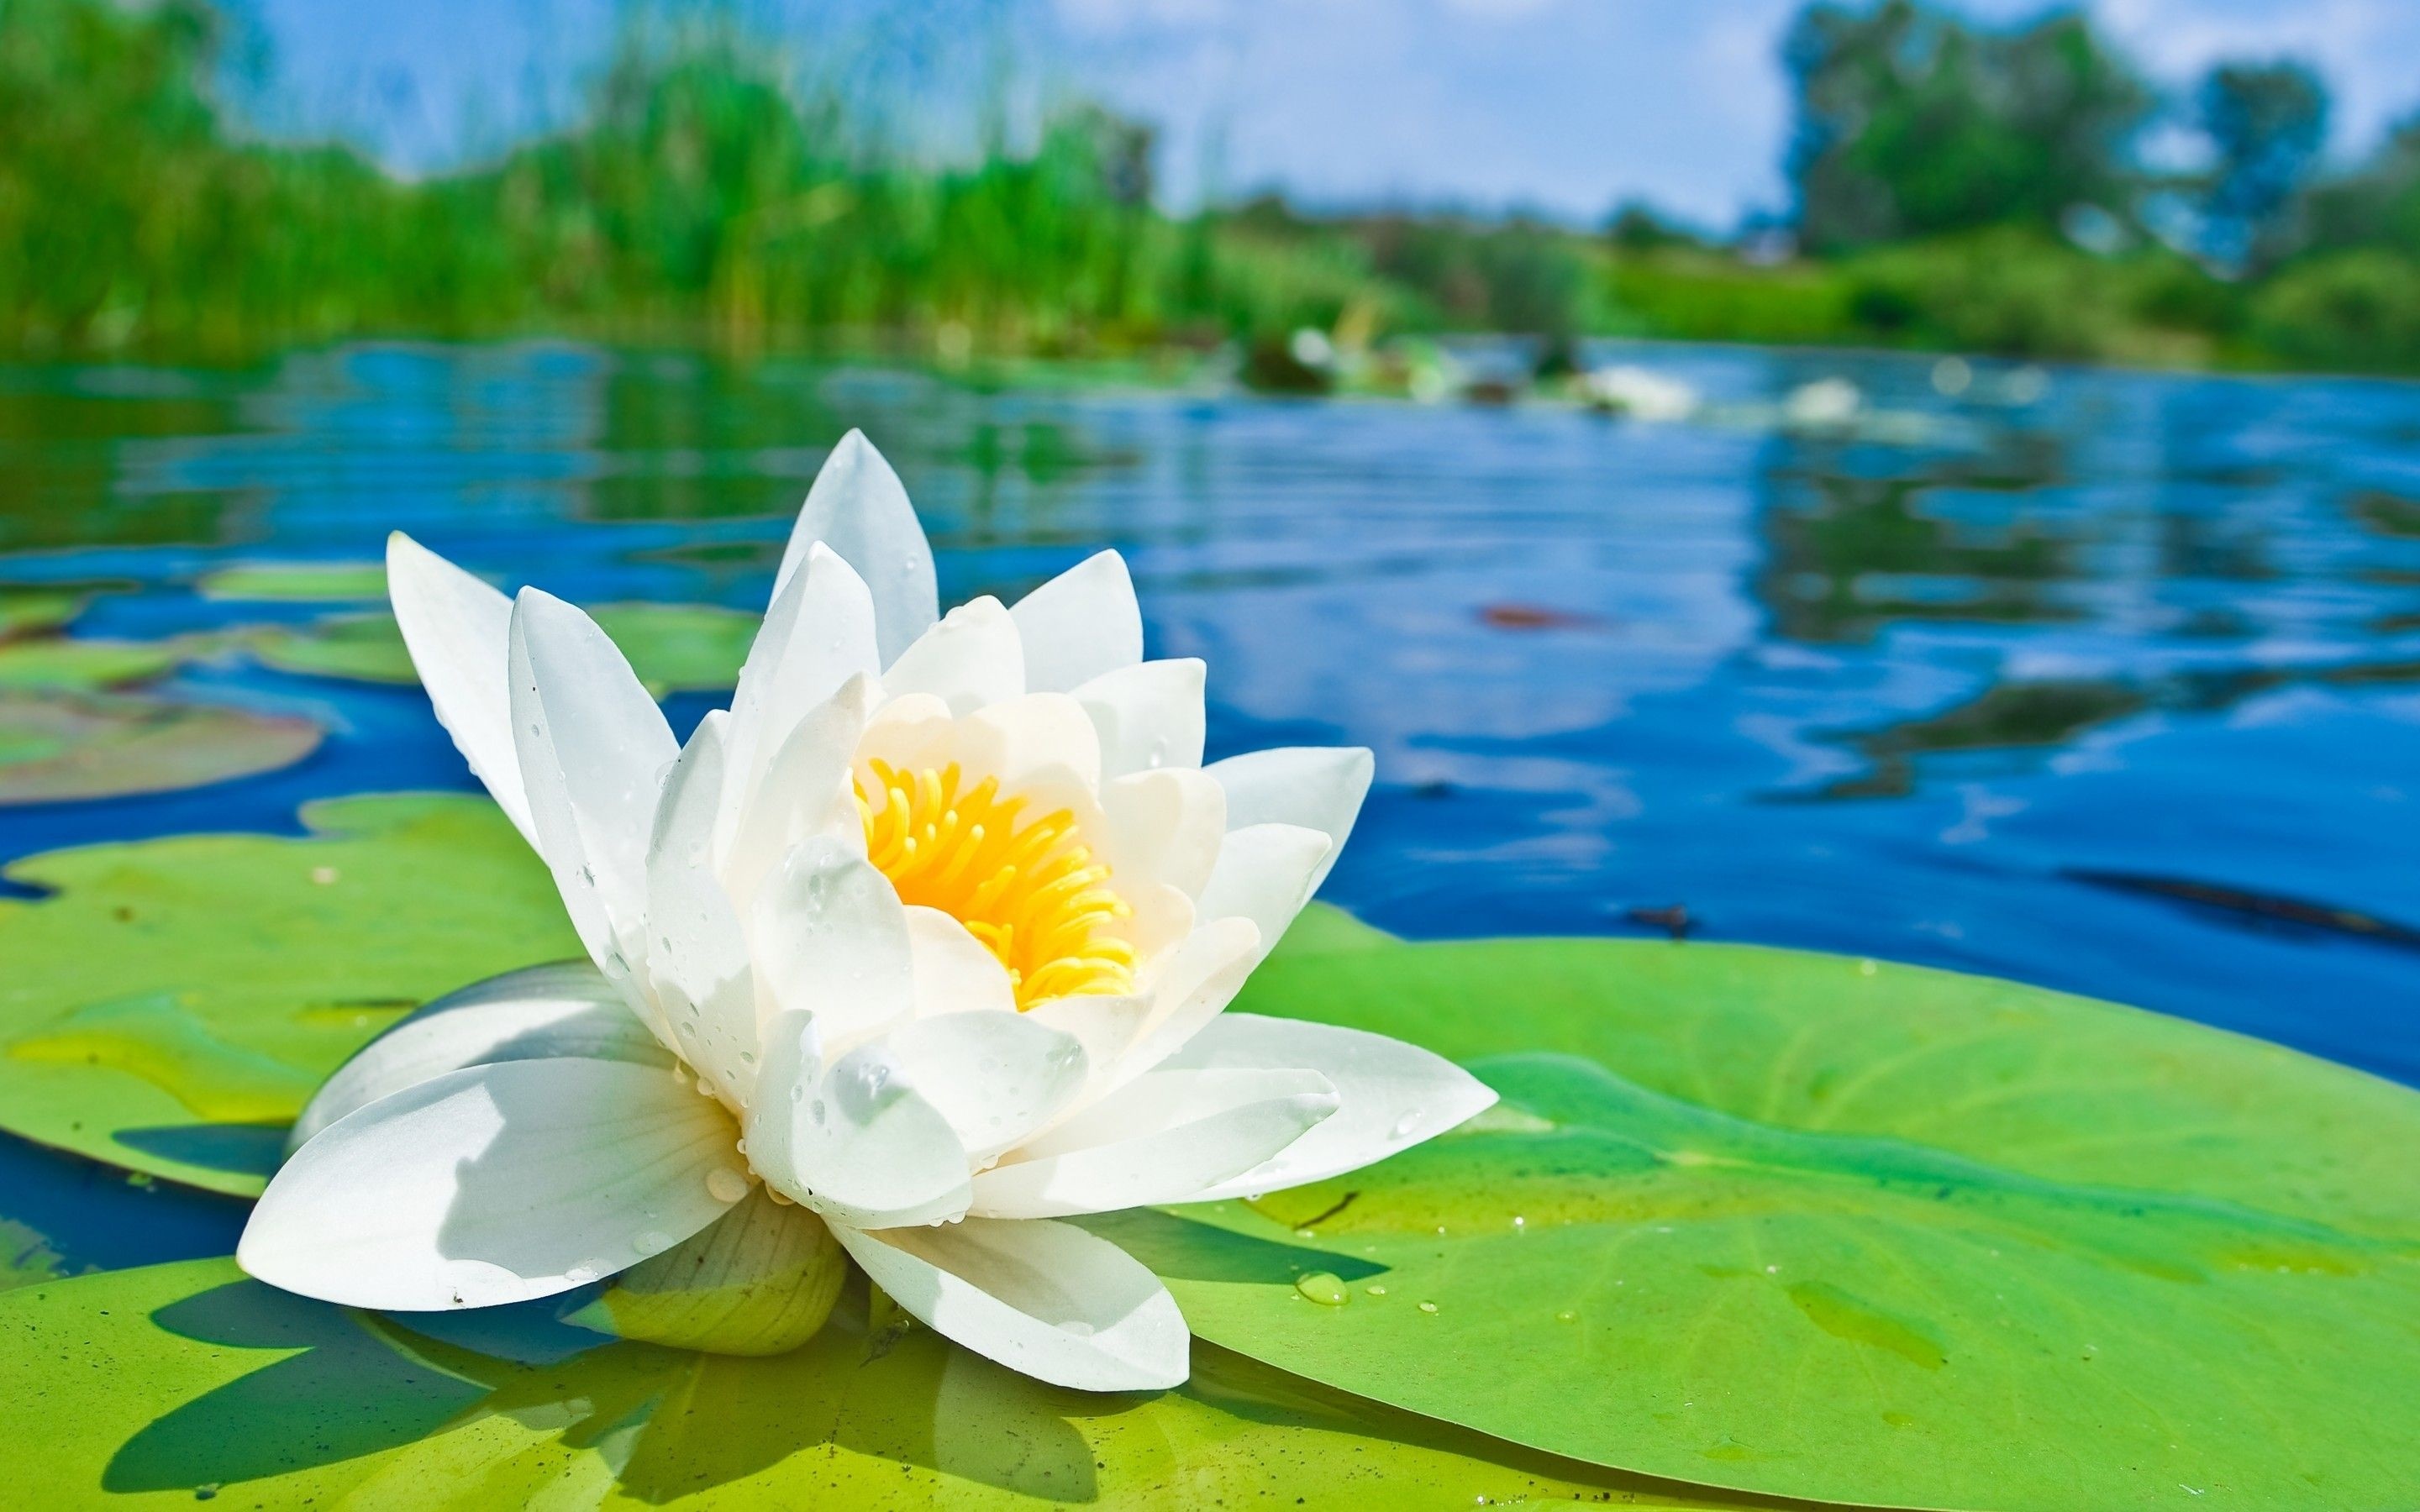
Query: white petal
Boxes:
[
  {"xmin": 1194, "ymin": 822, "xmax": 1331, "ymax": 965},
  {"xmin": 750, "ymin": 836, "xmax": 913, "ymax": 1047},
  {"xmin": 286, "ymin": 962, "xmax": 670, "ymax": 1152},
  {"xmin": 1157, "ymin": 1014, "xmax": 1498, "ymax": 1202},
  {"xmin": 1108, "ymin": 916, "xmax": 1263, "ymax": 1089},
  {"xmin": 644, "ymin": 711, "xmax": 759, "ymax": 1099},
  {"xmin": 746, "ymin": 1011, "xmax": 971, "ymax": 1228},
  {"xmin": 1203, "ymin": 745, "xmax": 1373, "ymax": 897},
  {"xmin": 1023, "ymin": 993, "xmax": 1154, "ymax": 1084},
  {"xmin": 1100, "ymin": 767, "xmax": 1225, "ymax": 900},
  {"xmin": 971, "ymin": 1067, "xmax": 1335, "ymax": 1218},
  {"xmin": 1010, "ymin": 551, "xmax": 1141, "ymax": 694},
  {"xmin": 904, "ymin": 906, "xmax": 1017, "ymax": 1017},
  {"xmin": 959, "ymin": 691, "xmax": 1102, "ymax": 793},
  {"xmin": 239, "ymin": 1058, "xmax": 740, "ymax": 1310},
  {"xmin": 884, "ymin": 1010, "xmax": 1088, "ymax": 1161},
  {"xmin": 831, "ymin": 1217, "xmax": 1187, "ymax": 1391},
  {"xmin": 881, "ymin": 596, "xmax": 1023, "ymax": 715},
  {"xmin": 773, "ymin": 430, "xmax": 937, "ymax": 666},
  {"xmin": 719, "ymin": 675, "xmax": 871, "ymax": 911},
  {"xmin": 850, "ymin": 690, "xmax": 961, "ymax": 780},
  {"xmin": 508, "ymin": 589, "xmax": 677, "ymax": 969},
  {"xmin": 725, "ymin": 543, "xmax": 879, "ymax": 822},
  {"xmin": 1074, "ymin": 659, "xmax": 1205, "ymax": 779},
  {"xmin": 386, "ymin": 533, "xmax": 535, "ymax": 845}
]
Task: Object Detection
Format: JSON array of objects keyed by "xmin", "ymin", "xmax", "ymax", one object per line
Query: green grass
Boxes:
[{"xmin": 0, "ymin": 0, "xmax": 2412, "ymax": 376}]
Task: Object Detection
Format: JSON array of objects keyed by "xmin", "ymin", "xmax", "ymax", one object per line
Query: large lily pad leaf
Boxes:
[
  {"xmin": 197, "ymin": 562, "xmax": 387, "ymax": 602},
  {"xmin": 0, "ymin": 691, "xmax": 321, "ymax": 805},
  {"xmin": 250, "ymin": 605, "xmax": 759, "ymax": 695},
  {"xmin": 0, "ymin": 635, "xmax": 211, "ymax": 691},
  {"xmin": 1134, "ymin": 927, "xmax": 2420, "ymax": 1510},
  {"xmin": 0, "ymin": 585, "xmax": 89, "ymax": 638},
  {"xmin": 0, "ymin": 795, "xmax": 577, "ymax": 1194},
  {"xmin": 0, "ymin": 1260, "xmax": 1795, "ymax": 1509}
]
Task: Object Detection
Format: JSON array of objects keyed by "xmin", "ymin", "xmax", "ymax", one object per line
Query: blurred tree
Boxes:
[
  {"xmin": 2197, "ymin": 60, "xmax": 2328, "ymax": 276},
  {"xmin": 1784, "ymin": 0, "xmax": 2153, "ymax": 253},
  {"xmin": 2304, "ymin": 116, "xmax": 2420, "ymax": 258},
  {"xmin": 1603, "ymin": 200, "xmax": 1698, "ymax": 253}
]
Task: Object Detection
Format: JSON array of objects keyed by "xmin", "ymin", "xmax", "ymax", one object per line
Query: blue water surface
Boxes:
[{"xmin": 7, "ymin": 336, "xmax": 2420, "ymax": 1138}]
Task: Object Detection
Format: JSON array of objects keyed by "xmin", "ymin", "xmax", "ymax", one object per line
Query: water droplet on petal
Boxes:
[
  {"xmin": 1555, "ymin": 1309, "xmax": 1578, "ymax": 1323},
  {"xmin": 1390, "ymin": 1113, "xmax": 1420, "ymax": 1139},
  {"xmin": 1294, "ymin": 1272, "xmax": 1349, "ymax": 1306},
  {"xmin": 707, "ymin": 1168, "xmax": 750, "ymax": 1203},
  {"xmin": 1417, "ymin": 1300, "xmax": 1439, "ymax": 1315},
  {"xmin": 566, "ymin": 1264, "xmax": 599, "ymax": 1284},
  {"xmin": 1365, "ymin": 1284, "xmax": 1386, "ymax": 1296}
]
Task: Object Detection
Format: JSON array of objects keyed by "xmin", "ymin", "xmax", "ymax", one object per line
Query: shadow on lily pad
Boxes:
[
  {"xmin": 1080, "ymin": 1207, "xmax": 1386, "ymax": 1285},
  {"xmin": 111, "ymin": 1123, "xmax": 289, "ymax": 1180},
  {"xmin": 107, "ymin": 1278, "xmax": 490, "ymax": 1493},
  {"xmin": 105, "ymin": 1274, "xmax": 1101, "ymax": 1505}
]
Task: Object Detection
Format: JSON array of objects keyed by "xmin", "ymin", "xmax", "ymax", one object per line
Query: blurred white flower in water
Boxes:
[
  {"xmin": 1781, "ymin": 376, "xmax": 1864, "ymax": 431},
  {"xmin": 238, "ymin": 430, "xmax": 1493, "ymax": 1390},
  {"xmin": 1581, "ymin": 365, "xmax": 1699, "ymax": 423}
]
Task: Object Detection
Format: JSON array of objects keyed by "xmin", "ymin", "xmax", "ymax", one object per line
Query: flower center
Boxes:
[{"xmin": 856, "ymin": 759, "xmax": 1135, "ymax": 1008}]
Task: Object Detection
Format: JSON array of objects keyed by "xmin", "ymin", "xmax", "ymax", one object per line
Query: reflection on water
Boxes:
[{"xmin": 7, "ymin": 338, "xmax": 2420, "ymax": 1116}]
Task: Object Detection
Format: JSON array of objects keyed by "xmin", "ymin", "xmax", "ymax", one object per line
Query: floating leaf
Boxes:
[
  {"xmin": 0, "ymin": 635, "xmax": 205, "ymax": 691},
  {"xmin": 243, "ymin": 612, "xmax": 416, "ymax": 683},
  {"xmin": 0, "ymin": 795, "xmax": 577, "ymax": 1194},
  {"xmin": 0, "ymin": 1260, "xmax": 1783, "ymax": 1509},
  {"xmin": 1129, "ymin": 927, "xmax": 2420, "ymax": 1509},
  {"xmin": 0, "ymin": 585, "xmax": 87, "ymax": 639},
  {"xmin": 250, "ymin": 604, "xmax": 760, "ymax": 695},
  {"xmin": 0, "ymin": 691, "xmax": 320, "ymax": 805},
  {"xmin": 197, "ymin": 562, "xmax": 387, "ymax": 602}
]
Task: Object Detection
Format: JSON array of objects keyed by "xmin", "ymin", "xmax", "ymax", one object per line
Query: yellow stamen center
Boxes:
[{"xmin": 857, "ymin": 759, "xmax": 1135, "ymax": 1008}]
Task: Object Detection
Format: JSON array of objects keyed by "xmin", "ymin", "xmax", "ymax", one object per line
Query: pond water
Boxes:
[{"xmin": 8, "ymin": 339, "xmax": 2420, "ymax": 1260}]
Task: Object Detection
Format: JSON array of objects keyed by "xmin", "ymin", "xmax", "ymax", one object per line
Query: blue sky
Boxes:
[{"xmin": 231, "ymin": 0, "xmax": 2420, "ymax": 230}]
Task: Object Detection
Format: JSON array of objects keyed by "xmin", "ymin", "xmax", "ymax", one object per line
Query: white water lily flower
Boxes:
[{"xmin": 238, "ymin": 431, "xmax": 1494, "ymax": 1390}]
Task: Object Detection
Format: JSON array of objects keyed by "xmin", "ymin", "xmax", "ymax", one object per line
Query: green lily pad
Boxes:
[
  {"xmin": 0, "ymin": 636, "xmax": 203, "ymax": 691},
  {"xmin": 0, "ymin": 1260, "xmax": 1786, "ymax": 1509},
  {"xmin": 1131, "ymin": 927, "xmax": 2420, "ymax": 1510},
  {"xmin": 197, "ymin": 562, "xmax": 387, "ymax": 602},
  {"xmin": 0, "ymin": 794, "xmax": 578, "ymax": 1194},
  {"xmin": 0, "ymin": 586, "xmax": 87, "ymax": 639},
  {"xmin": 250, "ymin": 605, "xmax": 760, "ymax": 696},
  {"xmin": 0, "ymin": 691, "xmax": 321, "ymax": 806}
]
